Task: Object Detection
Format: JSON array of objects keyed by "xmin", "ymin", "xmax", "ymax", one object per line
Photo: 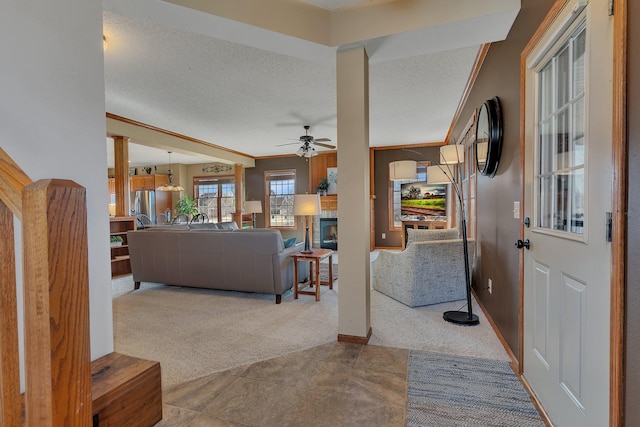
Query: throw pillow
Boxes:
[
  {"xmin": 406, "ymin": 227, "xmax": 459, "ymax": 246},
  {"xmin": 283, "ymin": 237, "xmax": 297, "ymax": 248}
]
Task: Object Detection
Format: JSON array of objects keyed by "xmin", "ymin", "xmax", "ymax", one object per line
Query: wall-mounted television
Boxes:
[{"xmin": 400, "ymin": 182, "xmax": 447, "ymax": 218}]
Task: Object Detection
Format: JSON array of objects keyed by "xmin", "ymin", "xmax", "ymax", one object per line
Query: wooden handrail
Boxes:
[
  {"xmin": 0, "ymin": 148, "xmax": 92, "ymax": 425},
  {"xmin": 0, "ymin": 147, "xmax": 33, "ymax": 221}
]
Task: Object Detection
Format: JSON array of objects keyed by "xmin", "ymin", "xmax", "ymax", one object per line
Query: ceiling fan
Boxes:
[{"xmin": 278, "ymin": 125, "xmax": 336, "ymax": 157}]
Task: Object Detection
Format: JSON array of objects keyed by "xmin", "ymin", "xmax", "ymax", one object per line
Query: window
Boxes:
[
  {"xmin": 390, "ymin": 161, "xmax": 428, "ymax": 230},
  {"xmin": 265, "ymin": 169, "xmax": 296, "ymax": 229},
  {"xmin": 536, "ymin": 22, "xmax": 585, "ymax": 235},
  {"xmin": 193, "ymin": 176, "xmax": 235, "ymax": 223}
]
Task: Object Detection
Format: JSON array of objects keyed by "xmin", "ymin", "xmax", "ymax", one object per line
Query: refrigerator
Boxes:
[{"xmin": 130, "ymin": 190, "xmax": 156, "ymax": 222}]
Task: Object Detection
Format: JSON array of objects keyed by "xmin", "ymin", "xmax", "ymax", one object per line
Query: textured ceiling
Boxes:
[{"xmin": 103, "ymin": 0, "xmax": 520, "ymax": 165}]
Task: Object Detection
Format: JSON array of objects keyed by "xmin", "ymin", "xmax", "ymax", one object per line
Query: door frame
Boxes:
[{"xmin": 517, "ymin": 1, "xmax": 627, "ymax": 426}]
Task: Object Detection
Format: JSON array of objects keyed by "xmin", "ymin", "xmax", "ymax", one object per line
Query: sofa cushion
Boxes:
[
  {"xmin": 188, "ymin": 223, "xmax": 220, "ymax": 230},
  {"xmin": 406, "ymin": 227, "xmax": 459, "ymax": 246}
]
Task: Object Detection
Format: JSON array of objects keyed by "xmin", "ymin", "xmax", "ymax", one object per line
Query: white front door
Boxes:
[{"xmin": 522, "ymin": 1, "xmax": 612, "ymax": 426}]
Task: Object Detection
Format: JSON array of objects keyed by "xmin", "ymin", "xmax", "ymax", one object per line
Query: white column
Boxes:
[{"xmin": 336, "ymin": 46, "xmax": 371, "ymax": 342}]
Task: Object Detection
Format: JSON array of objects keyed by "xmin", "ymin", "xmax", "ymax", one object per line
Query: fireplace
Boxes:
[{"xmin": 319, "ymin": 218, "xmax": 338, "ymax": 250}]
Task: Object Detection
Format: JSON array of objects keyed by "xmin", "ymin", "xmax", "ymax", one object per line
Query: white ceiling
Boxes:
[{"xmin": 103, "ymin": 0, "xmax": 520, "ymax": 167}]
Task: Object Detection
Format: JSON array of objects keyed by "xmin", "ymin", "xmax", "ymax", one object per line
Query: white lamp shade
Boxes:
[
  {"xmin": 476, "ymin": 141, "xmax": 488, "ymax": 163},
  {"xmin": 389, "ymin": 160, "xmax": 417, "ymax": 181},
  {"xmin": 293, "ymin": 194, "xmax": 321, "ymax": 216},
  {"xmin": 297, "ymin": 145, "xmax": 317, "ymax": 158},
  {"xmin": 440, "ymin": 144, "xmax": 464, "ymax": 164},
  {"xmin": 426, "ymin": 166, "xmax": 454, "ymax": 184},
  {"xmin": 156, "ymin": 183, "xmax": 185, "ymax": 191},
  {"xmin": 244, "ymin": 200, "xmax": 262, "ymax": 214}
]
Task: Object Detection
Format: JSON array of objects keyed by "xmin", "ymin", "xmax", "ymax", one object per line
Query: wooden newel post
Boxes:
[
  {"xmin": 22, "ymin": 179, "xmax": 92, "ymax": 426},
  {"xmin": 0, "ymin": 200, "xmax": 21, "ymax": 427}
]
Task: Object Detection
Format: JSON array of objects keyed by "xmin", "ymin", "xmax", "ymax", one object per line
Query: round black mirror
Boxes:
[{"xmin": 475, "ymin": 96, "xmax": 503, "ymax": 177}]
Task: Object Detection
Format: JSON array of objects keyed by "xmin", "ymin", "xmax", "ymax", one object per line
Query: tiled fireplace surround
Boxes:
[{"xmin": 312, "ymin": 209, "xmax": 337, "ymax": 249}]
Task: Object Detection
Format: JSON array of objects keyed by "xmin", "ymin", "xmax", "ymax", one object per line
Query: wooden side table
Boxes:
[{"xmin": 292, "ymin": 249, "xmax": 335, "ymax": 301}]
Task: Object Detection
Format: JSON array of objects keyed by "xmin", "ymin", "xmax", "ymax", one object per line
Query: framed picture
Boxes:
[
  {"xmin": 327, "ymin": 167, "xmax": 337, "ymax": 194},
  {"xmin": 400, "ymin": 182, "xmax": 447, "ymax": 217}
]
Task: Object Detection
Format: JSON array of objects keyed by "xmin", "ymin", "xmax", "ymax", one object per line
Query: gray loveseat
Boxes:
[
  {"xmin": 371, "ymin": 228, "xmax": 474, "ymax": 307},
  {"xmin": 127, "ymin": 226, "xmax": 305, "ymax": 303}
]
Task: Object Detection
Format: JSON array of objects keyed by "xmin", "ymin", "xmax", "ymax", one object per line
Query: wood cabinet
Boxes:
[
  {"xmin": 320, "ymin": 195, "xmax": 337, "ymax": 211},
  {"xmin": 110, "ymin": 217, "xmax": 137, "ymax": 278},
  {"xmin": 108, "ymin": 178, "xmax": 115, "ymax": 194},
  {"xmin": 309, "ymin": 152, "xmax": 337, "ymax": 193},
  {"xmin": 130, "ymin": 174, "xmax": 168, "ymax": 191}
]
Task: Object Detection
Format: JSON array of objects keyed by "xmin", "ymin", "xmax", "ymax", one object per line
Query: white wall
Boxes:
[{"xmin": 0, "ymin": 0, "xmax": 113, "ymax": 363}]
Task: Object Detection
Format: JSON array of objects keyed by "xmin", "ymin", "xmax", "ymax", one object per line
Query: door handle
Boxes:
[{"xmin": 515, "ymin": 239, "xmax": 530, "ymax": 250}]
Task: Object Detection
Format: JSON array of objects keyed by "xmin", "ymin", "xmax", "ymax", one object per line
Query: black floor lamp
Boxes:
[{"xmin": 389, "ymin": 145, "xmax": 479, "ymax": 326}]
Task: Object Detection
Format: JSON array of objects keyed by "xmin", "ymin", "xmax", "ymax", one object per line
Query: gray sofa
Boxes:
[
  {"xmin": 371, "ymin": 228, "xmax": 475, "ymax": 307},
  {"xmin": 127, "ymin": 226, "xmax": 305, "ymax": 303}
]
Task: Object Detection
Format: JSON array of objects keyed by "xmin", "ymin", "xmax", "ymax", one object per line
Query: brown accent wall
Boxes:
[
  {"xmin": 449, "ymin": 0, "xmax": 556, "ymax": 358},
  {"xmin": 373, "ymin": 146, "xmax": 442, "ymax": 248},
  {"xmin": 626, "ymin": 1, "xmax": 640, "ymax": 424},
  {"xmin": 245, "ymin": 156, "xmax": 310, "ymax": 241}
]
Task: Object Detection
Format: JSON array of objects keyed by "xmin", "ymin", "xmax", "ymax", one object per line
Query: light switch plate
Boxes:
[{"xmin": 513, "ymin": 201, "xmax": 520, "ymax": 219}]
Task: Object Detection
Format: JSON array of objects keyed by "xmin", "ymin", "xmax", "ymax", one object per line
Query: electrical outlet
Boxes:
[
  {"xmin": 488, "ymin": 278, "xmax": 493, "ymax": 294},
  {"xmin": 381, "ymin": 233, "xmax": 386, "ymax": 239}
]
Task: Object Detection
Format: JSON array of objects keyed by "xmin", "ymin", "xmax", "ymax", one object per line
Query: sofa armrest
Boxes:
[
  {"xmin": 371, "ymin": 249, "xmax": 410, "ymax": 291},
  {"xmin": 272, "ymin": 242, "xmax": 307, "ymax": 295}
]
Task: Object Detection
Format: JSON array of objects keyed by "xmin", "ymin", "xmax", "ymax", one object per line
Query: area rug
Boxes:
[
  {"xmin": 407, "ymin": 351, "xmax": 544, "ymax": 426},
  {"xmin": 318, "ymin": 262, "xmax": 338, "ymax": 282}
]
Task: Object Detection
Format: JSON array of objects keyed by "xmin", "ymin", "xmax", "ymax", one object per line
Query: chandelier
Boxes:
[
  {"xmin": 156, "ymin": 151, "xmax": 185, "ymax": 192},
  {"xmin": 296, "ymin": 143, "xmax": 317, "ymax": 158}
]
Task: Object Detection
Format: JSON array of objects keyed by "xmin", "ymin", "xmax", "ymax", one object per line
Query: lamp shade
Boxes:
[
  {"xmin": 426, "ymin": 165, "xmax": 454, "ymax": 184},
  {"xmin": 244, "ymin": 200, "xmax": 262, "ymax": 214},
  {"xmin": 389, "ymin": 160, "xmax": 417, "ymax": 181},
  {"xmin": 476, "ymin": 141, "xmax": 488, "ymax": 163},
  {"xmin": 296, "ymin": 145, "xmax": 317, "ymax": 158},
  {"xmin": 156, "ymin": 182, "xmax": 184, "ymax": 191},
  {"xmin": 293, "ymin": 194, "xmax": 321, "ymax": 216},
  {"xmin": 440, "ymin": 144, "xmax": 464, "ymax": 164}
]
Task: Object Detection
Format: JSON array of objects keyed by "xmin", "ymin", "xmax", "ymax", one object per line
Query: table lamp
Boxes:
[
  {"xmin": 244, "ymin": 200, "xmax": 262, "ymax": 228},
  {"xmin": 293, "ymin": 194, "xmax": 321, "ymax": 254}
]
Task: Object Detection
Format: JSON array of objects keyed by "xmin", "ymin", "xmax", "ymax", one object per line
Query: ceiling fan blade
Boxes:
[
  {"xmin": 275, "ymin": 142, "xmax": 302, "ymax": 147},
  {"xmin": 313, "ymin": 138, "xmax": 331, "ymax": 142},
  {"xmin": 313, "ymin": 142, "xmax": 336, "ymax": 149}
]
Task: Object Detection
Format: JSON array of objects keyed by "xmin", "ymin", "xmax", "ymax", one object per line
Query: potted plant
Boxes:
[
  {"xmin": 110, "ymin": 235, "xmax": 123, "ymax": 247},
  {"xmin": 317, "ymin": 178, "xmax": 329, "ymax": 196},
  {"xmin": 176, "ymin": 194, "xmax": 199, "ymax": 219}
]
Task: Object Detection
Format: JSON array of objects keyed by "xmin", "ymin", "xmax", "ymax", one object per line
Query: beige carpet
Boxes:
[{"xmin": 112, "ymin": 263, "xmax": 509, "ymax": 389}]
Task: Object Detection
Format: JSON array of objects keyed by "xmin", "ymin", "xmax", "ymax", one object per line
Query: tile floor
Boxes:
[{"xmin": 158, "ymin": 342, "xmax": 409, "ymax": 426}]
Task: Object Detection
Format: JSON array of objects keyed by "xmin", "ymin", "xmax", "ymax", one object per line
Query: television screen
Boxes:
[{"xmin": 400, "ymin": 182, "xmax": 447, "ymax": 218}]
